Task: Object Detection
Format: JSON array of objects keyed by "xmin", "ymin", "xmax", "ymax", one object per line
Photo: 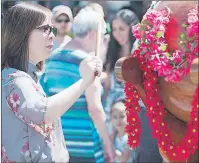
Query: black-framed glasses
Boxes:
[
  {"xmin": 36, "ymin": 24, "xmax": 57, "ymax": 36},
  {"xmin": 56, "ymin": 19, "xmax": 70, "ymax": 23}
]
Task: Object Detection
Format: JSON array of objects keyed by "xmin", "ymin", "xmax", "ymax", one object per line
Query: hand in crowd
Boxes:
[
  {"xmin": 79, "ymin": 56, "xmax": 103, "ymax": 85},
  {"xmin": 104, "ymin": 143, "xmax": 116, "ymax": 163},
  {"xmin": 100, "ymin": 71, "xmax": 108, "ymax": 83}
]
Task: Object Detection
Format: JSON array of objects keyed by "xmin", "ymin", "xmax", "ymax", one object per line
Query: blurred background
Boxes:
[{"xmin": 2, "ymin": 1, "xmax": 152, "ymax": 22}]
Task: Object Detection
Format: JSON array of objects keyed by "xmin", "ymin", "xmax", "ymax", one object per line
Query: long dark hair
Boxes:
[
  {"xmin": 2, "ymin": 2, "xmax": 51, "ymax": 72},
  {"xmin": 105, "ymin": 9, "xmax": 139, "ymax": 72}
]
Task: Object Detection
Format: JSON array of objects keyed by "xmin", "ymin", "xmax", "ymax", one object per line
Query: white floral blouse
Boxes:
[{"xmin": 1, "ymin": 63, "xmax": 69, "ymax": 162}]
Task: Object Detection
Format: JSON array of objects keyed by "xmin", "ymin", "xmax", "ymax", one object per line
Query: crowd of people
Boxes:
[{"xmin": 2, "ymin": 1, "xmax": 163, "ymax": 163}]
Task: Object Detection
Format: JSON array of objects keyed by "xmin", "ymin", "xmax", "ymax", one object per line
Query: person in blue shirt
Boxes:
[{"xmin": 40, "ymin": 6, "xmax": 115, "ymax": 163}]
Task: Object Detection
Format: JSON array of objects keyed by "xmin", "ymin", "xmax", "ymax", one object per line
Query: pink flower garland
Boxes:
[{"xmin": 132, "ymin": 6, "xmax": 198, "ymax": 83}]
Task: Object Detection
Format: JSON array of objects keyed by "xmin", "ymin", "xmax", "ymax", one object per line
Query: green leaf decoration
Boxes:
[
  {"xmin": 160, "ymin": 44, "xmax": 167, "ymax": 51},
  {"xmin": 182, "ymin": 23, "xmax": 188, "ymax": 28},
  {"xmin": 141, "ymin": 20, "xmax": 152, "ymax": 26},
  {"xmin": 156, "ymin": 31, "xmax": 164, "ymax": 38},
  {"xmin": 180, "ymin": 33, "xmax": 186, "ymax": 40},
  {"xmin": 164, "ymin": 52, "xmax": 171, "ymax": 57}
]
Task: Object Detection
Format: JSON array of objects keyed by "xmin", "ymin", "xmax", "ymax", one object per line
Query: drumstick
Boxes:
[
  {"xmin": 95, "ymin": 18, "xmax": 102, "ymax": 76},
  {"xmin": 95, "ymin": 18, "xmax": 102, "ymax": 57}
]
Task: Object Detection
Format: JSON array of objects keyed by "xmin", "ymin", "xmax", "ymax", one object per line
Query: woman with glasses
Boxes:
[
  {"xmin": 1, "ymin": 3, "xmax": 103, "ymax": 162},
  {"xmin": 51, "ymin": 5, "xmax": 73, "ymax": 52}
]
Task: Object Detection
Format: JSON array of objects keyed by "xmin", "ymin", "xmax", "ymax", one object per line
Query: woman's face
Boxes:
[
  {"xmin": 29, "ymin": 16, "xmax": 54, "ymax": 63},
  {"xmin": 53, "ymin": 14, "xmax": 72, "ymax": 35},
  {"xmin": 112, "ymin": 18, "xmax": 130, "ymax": 46}
]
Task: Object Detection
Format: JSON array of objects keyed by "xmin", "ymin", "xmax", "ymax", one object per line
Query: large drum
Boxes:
[{"xmin": 114, "ymin": 1, "xmax": 198, "ymax": 162}]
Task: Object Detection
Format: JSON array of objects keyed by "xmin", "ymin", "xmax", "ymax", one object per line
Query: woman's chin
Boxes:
[
  {"xmin": 41, "ymin": 54, "xmax": 50, "ymax": 61},
  {"xmin": 45, "ymin": 50, "xmax": 52, "ymax": 58},
  {"xmin": 117, "ymin": 41, "xmax": 126, "ymax": 46}
]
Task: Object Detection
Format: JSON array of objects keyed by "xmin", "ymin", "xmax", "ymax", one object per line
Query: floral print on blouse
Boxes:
[{"xmin": 1, "ymin": 63, "xmax": 69, "ymax": 162}]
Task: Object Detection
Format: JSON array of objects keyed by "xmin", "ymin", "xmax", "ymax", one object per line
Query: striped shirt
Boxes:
[{"xmin": 40, "ymin": 49, "xmax": 104, "ymax": 163}]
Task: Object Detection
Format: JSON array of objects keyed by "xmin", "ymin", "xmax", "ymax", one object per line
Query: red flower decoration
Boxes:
[{"xmin": 125, "ymin": 5, "xmax": 199, "ymax": 162}]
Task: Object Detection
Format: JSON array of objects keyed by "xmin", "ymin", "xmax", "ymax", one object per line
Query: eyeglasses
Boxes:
[
  {"xmin": 56, "ymin": 19, "xmax": 70, "ymax": 23},
  {"xmin": 36, "ymin": 24, "xmax": 57, "ymax": 36}
]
